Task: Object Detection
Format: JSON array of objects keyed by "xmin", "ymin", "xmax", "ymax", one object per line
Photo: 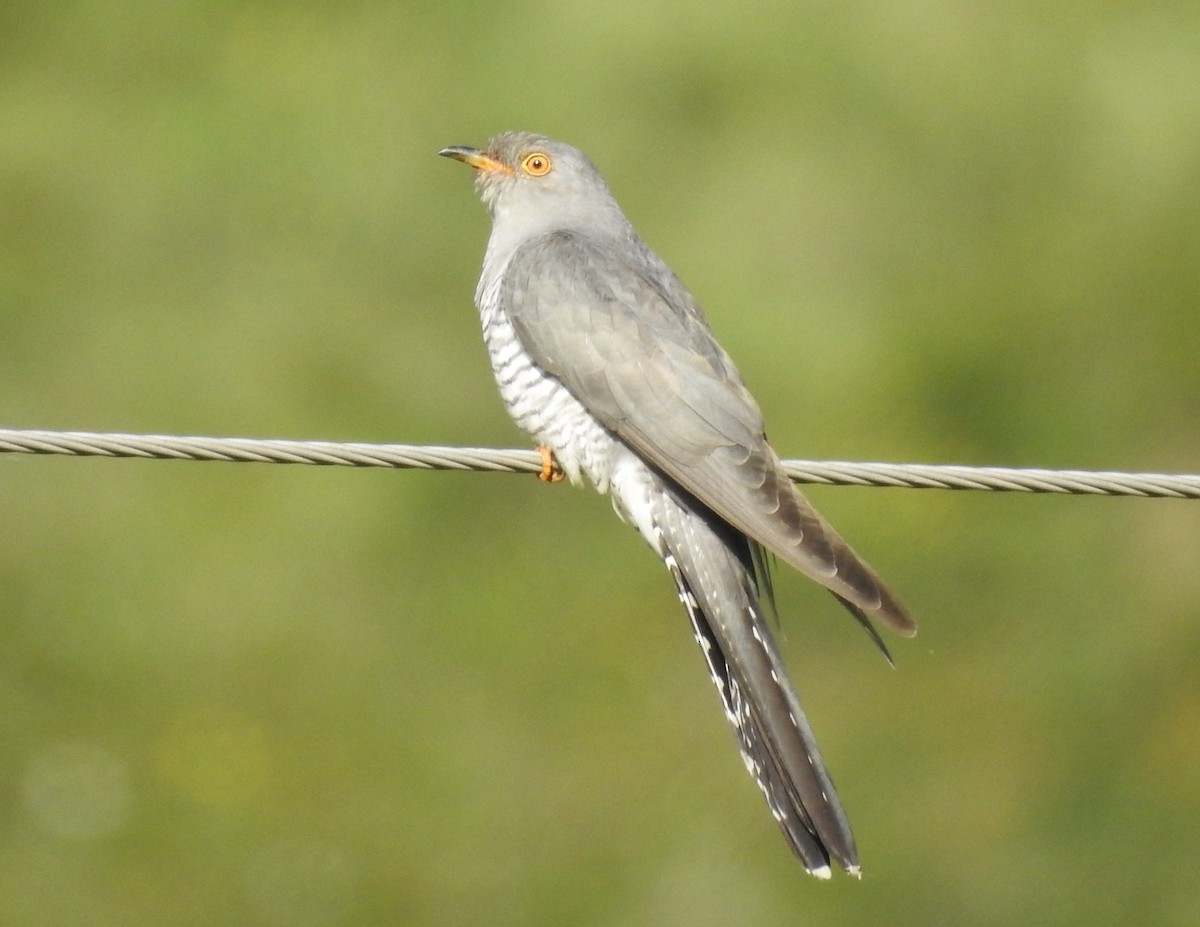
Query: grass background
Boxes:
[{"xmin": 2, "ymin": 3, "xmax": 1199, "ymax": 925}]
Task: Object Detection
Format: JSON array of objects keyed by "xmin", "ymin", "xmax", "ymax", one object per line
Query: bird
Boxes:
[{"xmin": 439, "ymin": 132, "xmax": 915, "ymax": 878}]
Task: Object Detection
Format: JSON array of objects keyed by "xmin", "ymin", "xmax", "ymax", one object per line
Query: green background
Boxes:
[{"xmin": 3, "ymin": 3, "xmax": 1200, "ymax": 925}]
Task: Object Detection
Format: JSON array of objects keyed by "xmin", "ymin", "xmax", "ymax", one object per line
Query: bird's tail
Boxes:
[{"xmin": 650, "ymin": 483, "xmax": 859, "ymax": 878}]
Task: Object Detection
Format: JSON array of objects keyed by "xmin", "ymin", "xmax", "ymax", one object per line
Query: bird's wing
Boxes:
[{"xmin": 502, "ymin": 230, "xmax": 915, "ymax": 636}]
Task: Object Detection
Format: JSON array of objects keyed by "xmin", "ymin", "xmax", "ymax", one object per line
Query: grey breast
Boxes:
[{"xmin": 475, "ymin": 250, "xmax": 619, "ymax": 490}]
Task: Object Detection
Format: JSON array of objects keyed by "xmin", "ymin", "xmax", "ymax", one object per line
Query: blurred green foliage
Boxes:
[{"xmin": 2, "ymin": 3, "xmax": 1199, "ymax": 925}]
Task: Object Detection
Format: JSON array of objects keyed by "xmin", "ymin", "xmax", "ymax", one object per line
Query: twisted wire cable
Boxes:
[{"xmin": 1, "ymin": 428, "xmax": 1197, "ymax": 498}]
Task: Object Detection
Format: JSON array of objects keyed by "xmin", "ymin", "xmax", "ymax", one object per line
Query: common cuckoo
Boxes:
[{"xmin": 440, "ymin": 132, "xmax": 915, "ymax": 878}]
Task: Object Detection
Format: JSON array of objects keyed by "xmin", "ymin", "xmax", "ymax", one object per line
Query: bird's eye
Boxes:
[{"xmin": 521, "ymin": 152, "xmax": 553, "ymax": 176}]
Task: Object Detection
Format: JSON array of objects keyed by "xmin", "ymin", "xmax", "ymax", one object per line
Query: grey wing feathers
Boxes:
[{"xmin": 503, "ymin": 230, "xmax": 915, "ymax": 638}]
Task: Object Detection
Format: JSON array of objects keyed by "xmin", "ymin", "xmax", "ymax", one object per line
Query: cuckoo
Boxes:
[{"xmin": 440, "ymin": 132, "xmax": 915, "ymax": 878}]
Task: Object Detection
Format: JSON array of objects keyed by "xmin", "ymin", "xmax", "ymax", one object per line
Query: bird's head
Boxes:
[{"xmin": 439, "ymin": 132, "xmax": 629, "ymax": 241}]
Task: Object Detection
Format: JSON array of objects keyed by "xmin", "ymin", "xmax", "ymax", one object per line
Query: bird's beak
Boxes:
[{"xmin": 438, "ymin": 146, "xmax": 513, "ymax": 175}]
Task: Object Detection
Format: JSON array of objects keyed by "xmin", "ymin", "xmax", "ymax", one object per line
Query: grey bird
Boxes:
[{"xmin": 440, "ymin": 132, "xmax": 916, "ymax": 878}]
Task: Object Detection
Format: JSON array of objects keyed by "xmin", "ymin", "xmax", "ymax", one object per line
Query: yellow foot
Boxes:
[{"xmin": 537, "ymin": 445, "xmax": 564, "ymax": 483}]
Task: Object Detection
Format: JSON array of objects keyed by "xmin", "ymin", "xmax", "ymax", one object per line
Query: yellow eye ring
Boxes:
[{"xmin": 520, "ymin": 152, "xmax": 553, "ymax": 176}]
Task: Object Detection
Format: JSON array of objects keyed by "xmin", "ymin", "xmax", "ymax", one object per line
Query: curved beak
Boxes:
[{"xmin": 438, "ymin": 146, "xmax": 513, "ymax": 175}]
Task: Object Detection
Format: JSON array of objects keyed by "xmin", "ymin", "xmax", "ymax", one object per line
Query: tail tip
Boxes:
[{"xmin": 807, "ymin": 862, "xmax": 863, "ymax": 881}]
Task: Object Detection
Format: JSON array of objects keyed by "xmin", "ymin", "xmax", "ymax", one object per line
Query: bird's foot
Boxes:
[{"xmin": 536, "ymin": 445, "xmax": 565, "ymax": 483}]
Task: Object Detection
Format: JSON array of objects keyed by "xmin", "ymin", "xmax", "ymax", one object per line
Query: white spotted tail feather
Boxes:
[{"xmin": 650, "ymin": 478, "xmax": 859, "ymax": 877}]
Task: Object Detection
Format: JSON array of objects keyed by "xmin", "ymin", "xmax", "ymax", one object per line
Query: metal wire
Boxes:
[{"xmin": 1, "ymin": 428, "xmax": 1197, "ymax": 498}]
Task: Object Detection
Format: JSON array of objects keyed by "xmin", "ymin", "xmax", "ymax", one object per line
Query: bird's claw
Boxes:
[{"xmin": 537, "ymin": 445, "xmax": 565, "ymax": 483}]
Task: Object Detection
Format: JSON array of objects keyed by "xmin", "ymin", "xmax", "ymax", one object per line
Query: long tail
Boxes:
[{"xmin": 650, "ymin": 482, "xmax": 859, "ymax": 877}]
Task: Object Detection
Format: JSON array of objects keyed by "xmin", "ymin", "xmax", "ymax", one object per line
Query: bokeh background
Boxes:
[{"xmin": 3, "ymin": 3, "xmax": 1200, "ymax": 925}]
